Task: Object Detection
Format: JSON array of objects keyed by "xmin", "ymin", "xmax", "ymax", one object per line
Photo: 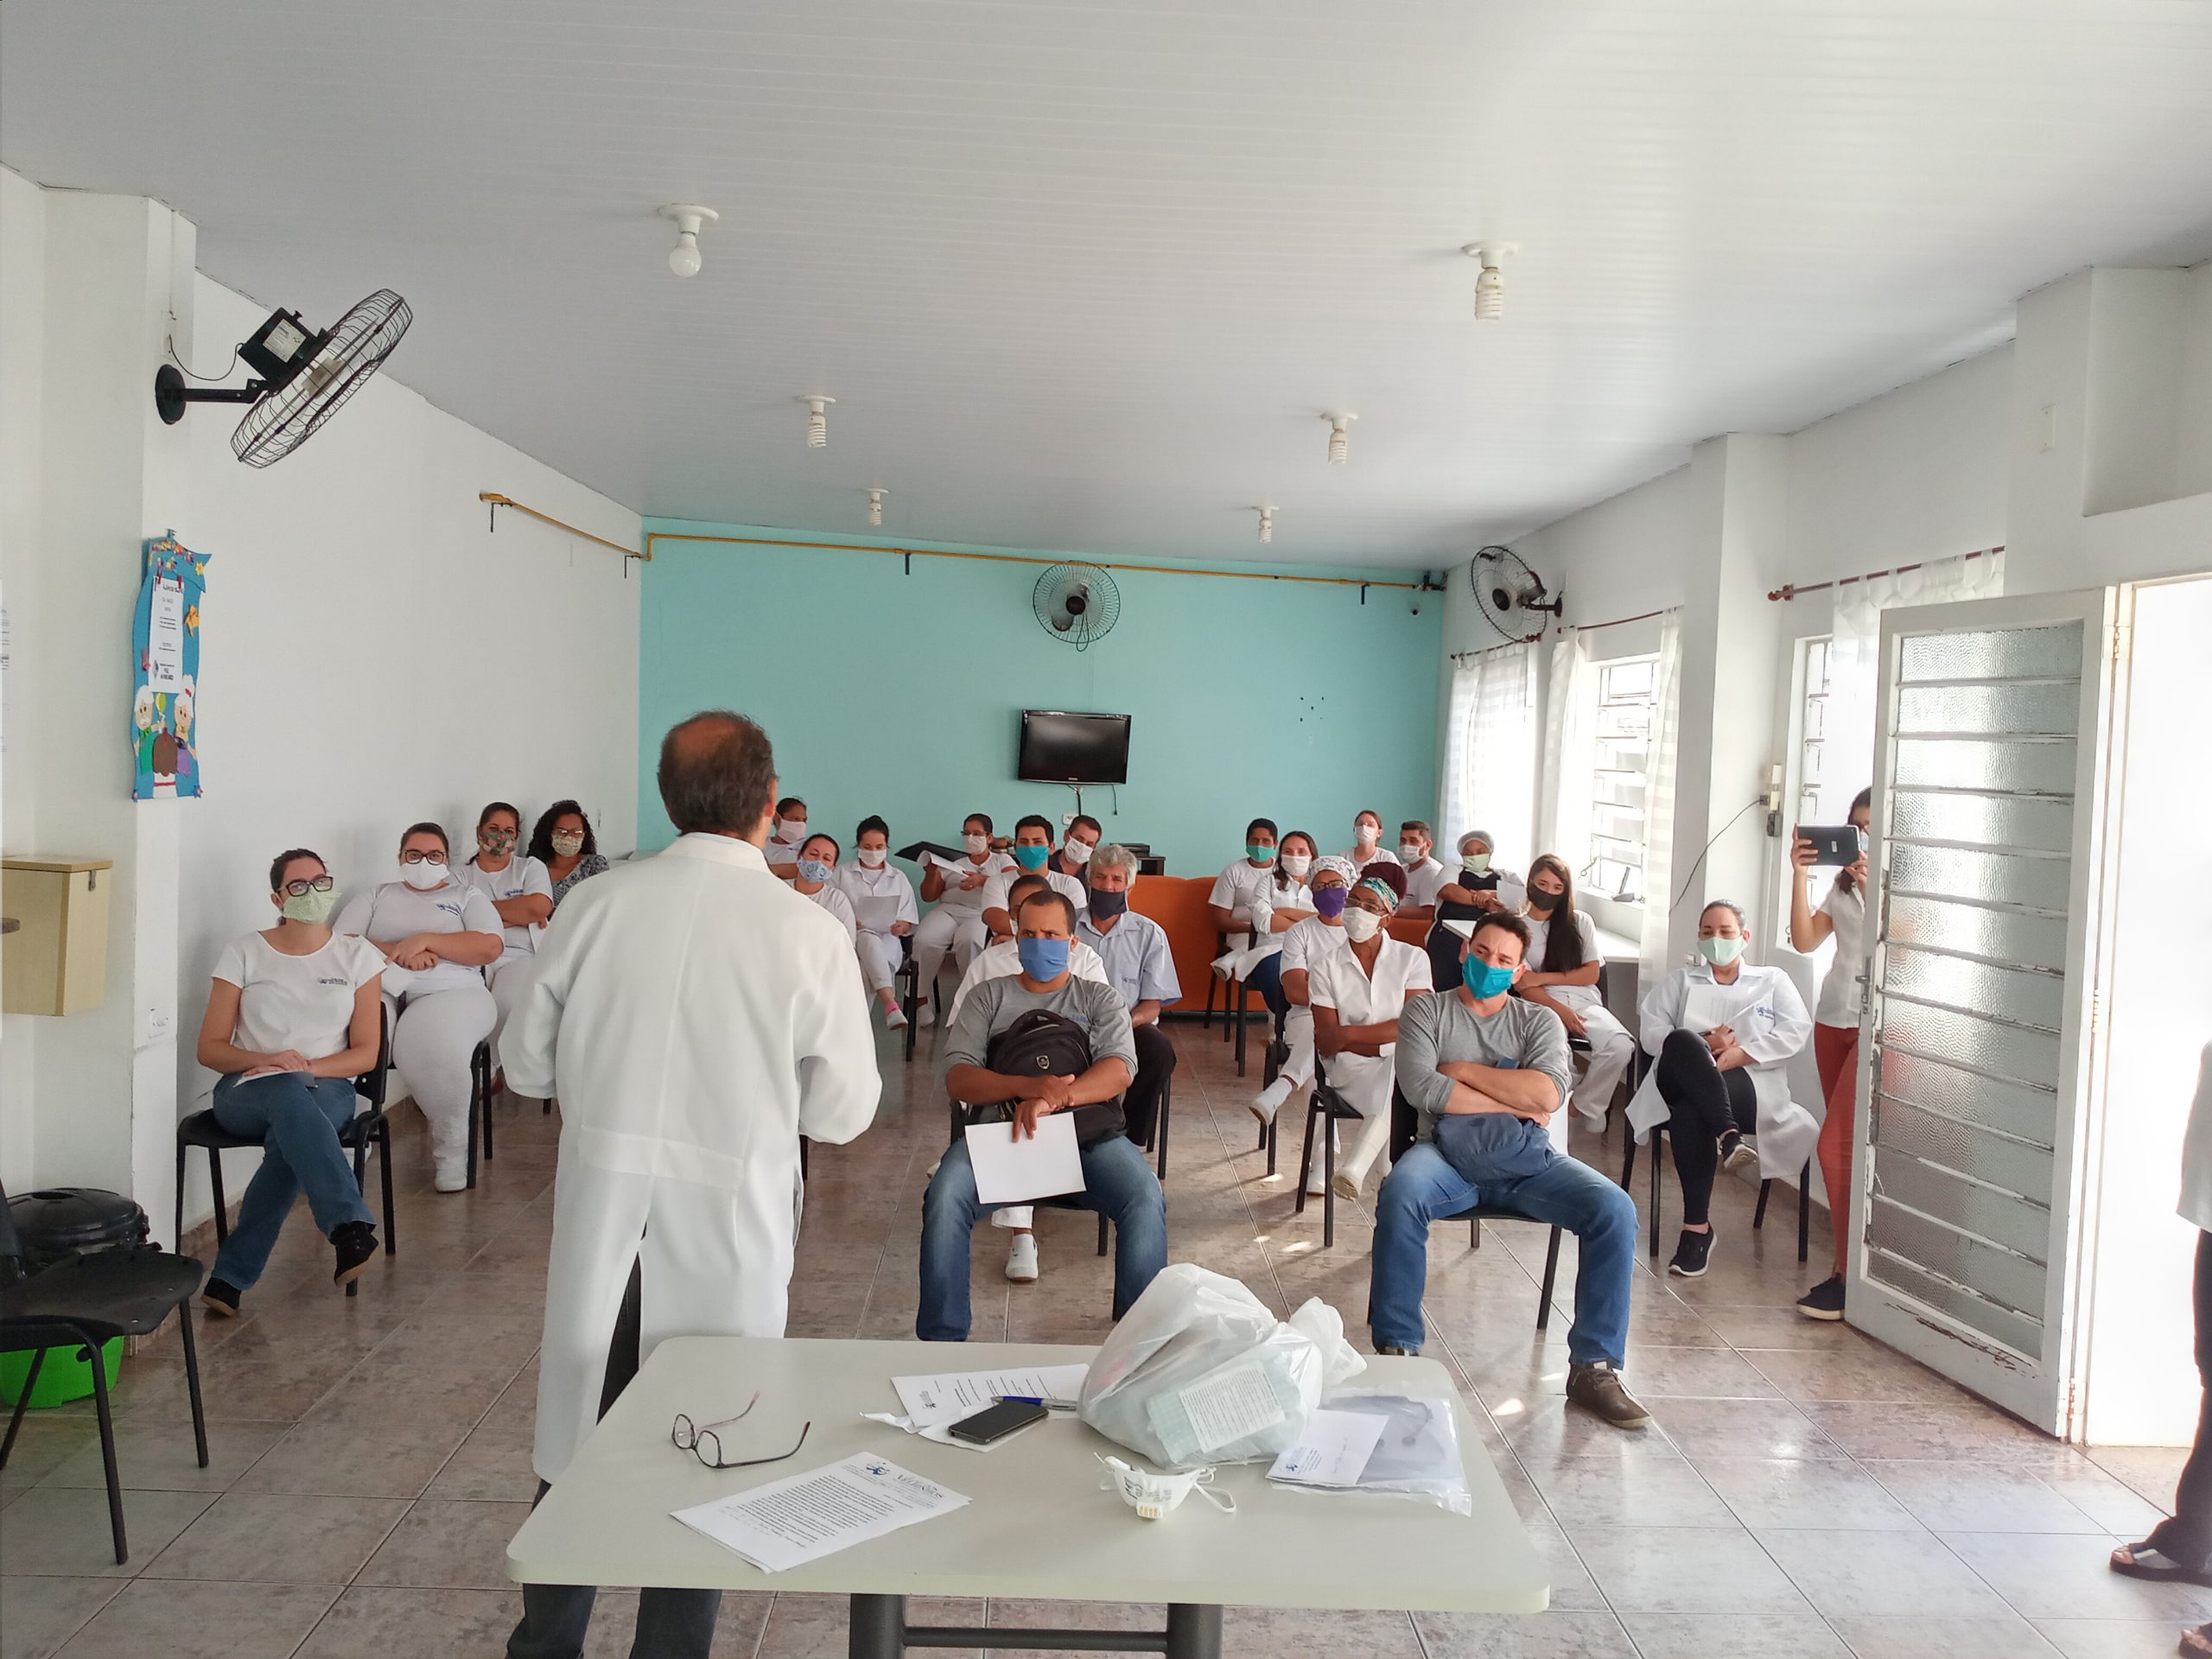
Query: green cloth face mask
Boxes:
[
  {"xmin": 1246, "ymin": 842, "xmax": 1275, "ymax": 863},
  {"xmin": 282, "ymin": 887, "xmax": 340, "ymax": 925},
  {"xmin": 1698, "ymin": 936, "xmax": 1746, "ymax": 968}
]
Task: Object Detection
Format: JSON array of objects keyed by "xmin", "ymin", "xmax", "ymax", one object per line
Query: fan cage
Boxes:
[
  {"xmin": 1032, "ymin": 562, "xmax": 1122, "ymax": 651},
  {"xmin": 232, "ymin": 289, "xmax": 412, "ymax": 467}
]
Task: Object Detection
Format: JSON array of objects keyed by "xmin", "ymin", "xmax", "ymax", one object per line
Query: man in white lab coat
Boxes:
[{"xmin": 503, "ymin": 711, "xmax": 881, "ymax": 1659}]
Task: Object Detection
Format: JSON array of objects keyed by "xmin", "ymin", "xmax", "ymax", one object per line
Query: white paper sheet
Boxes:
[
  {"xmin": 1177, "ymin": 1360, "xmax": 1287, "ymax": 1455},
  {"xmin": 890, "ymin": 1363, "xmax": 1090, "ymax": 1432},
  {"xmin": 1268, "ymin": 1408, "xmax": 1389, "ymax": 1488},
  {"xmin": 963, "ymin": 1114, "xmax": 1084, "ymax": 1205},
  {"xmin": 852, "ymin": 894, "xmax": 902, "ymax": 934},
  {"xmin": 672, "ymin": 1454, "xmax": 968, "ymax": 1573}
]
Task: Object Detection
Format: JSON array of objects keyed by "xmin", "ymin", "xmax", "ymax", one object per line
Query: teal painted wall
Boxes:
[{"xmin": 636, "ymin": 519, "xmax": 1443, "ymax": 876}]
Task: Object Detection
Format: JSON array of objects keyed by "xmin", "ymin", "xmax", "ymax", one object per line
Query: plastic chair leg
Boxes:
[
  {"xmin": 173, "ymin": 1140, "xmax": 188, "ymax": 1255},
  {"xmin": 1232, "ymin": 982, "xmax": 1248, "ymax": 1075},
  {"xmin": 177, "ymin": 1300, "xmax": 209, "ymax": 1470},
  {"xmin": 208, "ymin": 1152, "xmax": 228, "ymax": 1245},
  {"xmin": 1754, "ymin": 1179, "xmax": 1772, "ymax": 1230},
  {"xmin": 1797, "ymin": 1159, "xmax": 1811, "ymax": 1264},
  {"xmin": 1, "ymin": 1348, "xmax": 45, "ymax": 1466},
  {"xmin": 1537, "ymin": 1226, "xmax": 1563, "ymax": 1333},
  {"xmin": 1096, "ymin": 1215, "xmax": 1109, "ymax": 1257},
  {"xmin": 84, "ymin": 1326, "xmax": 127, "ymax": 1563}
]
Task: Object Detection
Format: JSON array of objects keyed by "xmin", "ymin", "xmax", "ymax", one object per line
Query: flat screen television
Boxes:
[{"xmin": 1018, "ymin": 710, "xmax": 1130, "ymax": 785}]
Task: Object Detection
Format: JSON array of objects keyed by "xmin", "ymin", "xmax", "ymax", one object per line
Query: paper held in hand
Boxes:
[
  {"xmin": 672, "ymin": 1453, "xmax": 968, "ymax": 1573},
  {"xmin": 963, "ymin": 1113, "xmax": 1084, "ymax": 1205}
]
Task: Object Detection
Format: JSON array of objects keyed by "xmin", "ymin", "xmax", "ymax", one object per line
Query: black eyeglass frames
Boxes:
[
  {"xmin": 671, "ymin": 1395, "xmax": 811, "ymax": 1471},
  {"xmin": 280, "ymin": 875, "xmax": 336, "ymax": 897}
]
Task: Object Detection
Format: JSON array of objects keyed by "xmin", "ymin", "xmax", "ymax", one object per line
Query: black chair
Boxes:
[
  {"xmin": 1255, "ymin": 1007, "xmax": 1292, "ymax": 1177},
  {"xmin": 895, "ymin": 937, "xmax": 944, "ymax": 1064},
  {"xmin": 1292, "ymin": 1059, "xmax": 1368, "ymax": 1249},
  {"xmin": 1620, "ymin": 1094, "xmax": 1810, "ymax": 1264},
  {"xmin": 0, "ymin": 1179, "xmax": 210, "ymax": 1564},
  {"xmin": 1139, "ymin": 1071, "xmax": 1172, "ymax": 1182},
  {"xmin": 174, "ymin": 1008, "xmax": 397, "ymax": 1300},
  {"xmin": 464, "ymin": 1039, "xmax": 496, "ymax": 1187},
  {"xmin": 947, "ymin": 1097, "xmax": 1110, "ymax": 1259}
]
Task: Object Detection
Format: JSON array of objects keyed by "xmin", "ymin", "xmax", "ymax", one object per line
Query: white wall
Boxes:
[{"xmin": 0, "ymin": 167, "xmax": 643, "ymax": 1233}]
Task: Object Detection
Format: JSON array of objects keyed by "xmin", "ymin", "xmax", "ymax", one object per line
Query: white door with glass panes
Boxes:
[{"xmin": 1848, "ymin": 588, "xmax": 2119, "ymax": 1434}]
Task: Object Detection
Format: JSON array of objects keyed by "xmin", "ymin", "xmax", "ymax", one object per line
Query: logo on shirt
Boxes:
[
  {"xmin": 437, "ymin": 901, "xmax": 465, "ymax": 920},
  {"xmin": 315, "ymin": 976, "xmax": 348, "ymax": 987}
]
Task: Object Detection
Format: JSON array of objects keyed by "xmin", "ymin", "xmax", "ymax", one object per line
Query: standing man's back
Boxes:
[{"xmin": 502, "ymin": 711, "xmax": 880, "ymax": 1659}]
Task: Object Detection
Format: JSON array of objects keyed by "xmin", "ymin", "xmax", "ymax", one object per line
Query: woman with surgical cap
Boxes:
[
  {"xmin": 1249, "ymin": 853, "xmax": 1356, "ymax": 1194},
  {"xmin": 1426, "ymin": 829, "xmax": 1526, "ymax": 992},
  {"xmin": 1308, "ymin": 860, "xmax": 1433, "ymax": 1201}
]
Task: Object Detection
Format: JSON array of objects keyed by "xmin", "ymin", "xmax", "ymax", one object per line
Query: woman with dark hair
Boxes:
[
  {"xmin": 456, "ymin": 800, "xmax": 554, "ymax": 1063},
  {"xmin": 332, "ymin": 822, "xmax": 503, "ymax": 1191},
  {"xmin": 1628, "ymin": 899, "xmax": 1815, "ymax": 1278},
  {"xmin": 1789, "ymin": 785, "xmax": 1874, "ymax": 1319},
  {"xmin": 1517, "ymin": 855, "xmax": 1634, "ymax": 1134},
  {"xmin": 1426, "ymin": 828, "xmax": 1528, "ymax": 992},
  {"xmin": 913, "ymin": 811, "xmax": 1013, "ymax": 1024},
  {"xmin": 194, "ymin": 848, "xmax": 386, "ymax": 1313},
  {"xmin": 528, "ymin": 799, "xmax": 610, "ymax": 910},
  {"xmin": 1213, "ymin": 827, "xmax": 1318, "ymax": 1020},
  {"xmin": 837, "ymin": 813, "xmax": 918, "ymax": 1031},
  {"xmin": 790, "ymin": 832, "xmax": 857, "ymax": 942}
]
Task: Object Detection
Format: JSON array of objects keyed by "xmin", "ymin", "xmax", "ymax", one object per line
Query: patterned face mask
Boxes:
[
  {"xmin": 550, "ymin": 832, "xmax": 585, "ymax": 857},
  {"xmin": 479, "ymin": 827, "xmax": 517, "ymax": 855}
]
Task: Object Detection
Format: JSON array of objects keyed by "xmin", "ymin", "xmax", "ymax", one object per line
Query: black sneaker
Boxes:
[
  {"xmin": 201, "ymin": 1276, "xmax": 241, "ymax": 1317},
  {"xmin": 1668, "ymin": 1228, "xmax": 1717, "ymax": 1278},
  {"xmin": 331, "ymin": 1222, "xmax": 378, "ymax": 1288},
  {"xmin": 1722, "ymin": 1132, "xmax": 1758, "ymax": 1173},
  {"xmin": 1376, "ymin": 1342, "xmax": 1421, "ymax": 1357},
  {"xmin": 1796, "ymin": 1274, "xmax": 1846, "ymax": 1321}
]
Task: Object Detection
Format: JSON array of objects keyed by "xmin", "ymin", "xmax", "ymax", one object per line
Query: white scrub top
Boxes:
[
  {"xmin": 1629, "ymin": 959, "xmax": 1818, "ymax": 1180},
  {"xmin": 1815, "ymin": 879, "xmax": 1868, "ymax": 1027},
  {"xmin": 333, "ymin": 880, "xmax": 504, "ymax": 995},
  {"xmin": 458, "ymin": 854, "xmax": 555, "ymax": 958},
  {"xmin": 1306, "ymin": 938, "xmax": 1433, "ymax": 1048},
  {"xmin": 211, "ymin": 931, "xmax": 385, "ymax": 1058},
  {"xmin": 797, "ymin": 880, "xmax": 858, "ymax": 943},
  {"xmin": 1338, "ymin": 845, "xmax": 1401, "ymax": 871},
  {"xmin": 836, "ymin": 861, "xmax": 919, "ymax": 936},
  {"xmin": 928, "ymin": 851, "xmax": 1016, "ymax": 914},
  {"xmin": 1208, "ymin": 859, "xmax": 1278, "ymax": 928},
  {"xmin": 1523, "ymin": 909, "xmax": 1605, "ymax": 1012},
  {"xmin": 1401, "ymin": 855, "xmax": 1449, "ymax": 909},
  {"xmin": 1278, "ymin": 915, "xmax": 1351, "ymax": 977},
  {"xmin": 981, "ymin": 868, "xmax": 1087, "ymax": 921}
]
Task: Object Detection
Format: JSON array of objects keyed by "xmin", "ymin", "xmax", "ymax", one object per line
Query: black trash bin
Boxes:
[{"xmin": 2, "ymin": 1188, "xmax": 151, "ymax": 1408}]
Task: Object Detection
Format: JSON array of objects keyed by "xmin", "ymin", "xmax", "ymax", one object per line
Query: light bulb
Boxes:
[
  {"xmin": 867, "ymin": 488, "xmax": 885, "ymax": 527},
  {"xmin": 799, "ymin": 395, "xmax": 835, "ymax": 448},
  {"xmin": 658, "ymin": 205, "xmax": 719, "ymax": 279},
  {"xmin": 1474, "ymin": 265, "xmax": 1503, "ymax": 320},
  {"xmin": 1323, "ymin": 412, "xmax": 1355, "ymax": 464},
  {"xmin": 1257, "ymin": 508, "xmax": 1274, "ymax": 543},
  {"xmin": 668, "ymin": 233, "xmax": 702, "ymax": 278}
]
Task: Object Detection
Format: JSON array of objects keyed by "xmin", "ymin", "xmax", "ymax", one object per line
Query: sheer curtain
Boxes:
[
  {"xmin": 1440, "ymin": 642, "xmax": 1539, "ymax": 866},
  {"xmin": 1638, "ymin": 609, "xmax": 1683, "ymax": 979},
  {"xmin": 1821, "ymin": 550, "xmax": 2005, "ymax": 822},
  {"xmin": 1538, "ymin": 631, "xmax": 1593, "ymax": 875}
]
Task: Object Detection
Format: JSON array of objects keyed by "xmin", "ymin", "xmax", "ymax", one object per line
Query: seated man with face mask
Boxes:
[
  {"xmin": 1371, "ymin": 912, "xmax": 1649, "ymax": 1431},
  {"xmin": 980, "ymin": 814, "xmax": 1089, "ymax": 942},
  {"xmin": 920, "ymin": 890, "xmax": 1168, "ymax": 1340}
]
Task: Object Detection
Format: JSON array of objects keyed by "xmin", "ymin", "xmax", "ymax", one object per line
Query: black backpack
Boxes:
[{"xmin": 982, "ymin": 1008, "xmax": 1126, "ymax": 1147}]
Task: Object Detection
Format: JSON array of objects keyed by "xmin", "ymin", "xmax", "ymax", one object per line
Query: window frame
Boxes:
[{"xmin": 1583, "ymin": 651, "xmax": 1660, "ymax": 918}]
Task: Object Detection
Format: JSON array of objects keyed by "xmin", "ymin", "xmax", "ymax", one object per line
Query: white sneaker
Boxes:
[
  {"xmin": 434, "ymin": 1160, "xmax": 468, "ymax": 1193},
  {"xmin": 915, "ymin": 1001, "xmax": 935, "ymax": 1028},
  {"xmin": 1249, "ymin": 1077, "xmax": 1293, "ymax": 1126},
  {"xmin": 1005, "ymin": 1235, "xmax": 1039, "ymax": 1282},
  {"xmin": 883, "ymin": 1002, "xmax": 908, "ymax": 1030},
  {"xmin": 1332, "ymin": 1170, "xmax": 1363, "ymax": 1204}
]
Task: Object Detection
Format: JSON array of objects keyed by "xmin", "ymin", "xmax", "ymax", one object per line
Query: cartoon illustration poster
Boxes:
[{"xmin": 131, "ymin": 534, "xmax": 208, "ymax": 800}]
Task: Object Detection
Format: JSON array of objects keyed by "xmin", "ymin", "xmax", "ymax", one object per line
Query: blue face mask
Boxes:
[
  {"xmin": 1465, "ymin": 959, "xmax": 1516, "ymax": 1000},
  {"xmin": 796, "ymin": 858, "xmax": 833, "ymax": 886},
  {"xmin": 1013, "ymin": 843, "xmax": 1051, "ymax": 871},
  {"xmin": 1088, "ymin": 887, "xmax": 1128, "ymax": 921},
  {"xmin": 1016, "ymin": 936, "xmax": 1071, "ymax": 981}
]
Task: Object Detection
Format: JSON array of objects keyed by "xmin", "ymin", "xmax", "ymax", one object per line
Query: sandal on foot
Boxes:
[
  {"xmin": 2111, "ymin": 1542, "xmax": 2212, "ymax": 1588},
  {"xmin": 2179, "ymin": 1621, "xmax": 2212, "ymax": 1658}
]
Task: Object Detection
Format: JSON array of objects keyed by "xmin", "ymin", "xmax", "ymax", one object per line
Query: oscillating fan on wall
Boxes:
[
  {"xmin": 1033, "ymin": 563, "xmax": 1121, "ymax": 652},
  {"xmin": 154, "ymin": 289, "xmax": 413, "ymax": 467},
  {"xmin": 1467, "ymin": 544, "xmax": 1564, "ymax": 644}
]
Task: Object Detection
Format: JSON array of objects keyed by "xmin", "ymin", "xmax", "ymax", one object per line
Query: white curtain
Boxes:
[
  {"xmin": 1538, "ymin": 631, "xmax": 1593, "ymax": 875},
  {"xmin": 1638, "ymin": 609, "xmax": 1684, "ymax": 980},
  {"xmin": 1821, "ymin": 550, "xmax": 2005, "ymax": 823},
  {"xmin": 1440, "ymin": 642, "xmax": 1539, "ymax": 865}
]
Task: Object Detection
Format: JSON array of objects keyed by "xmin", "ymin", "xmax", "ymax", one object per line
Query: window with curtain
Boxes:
[
  {"xmin": 1586, "ymin": 653, "xmax": 1659, "ymax": 905},
  {"xmin": 1798, "ymin": 635, "xmax": 1831, "ymax": 826},
  {"xmin": 1440, "ymin": 641, "xmax": 1538, "ymax": 868}
]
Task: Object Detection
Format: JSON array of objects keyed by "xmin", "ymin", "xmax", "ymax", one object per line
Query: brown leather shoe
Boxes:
[{"xmin": 1567, "ymin": 1361, "xmax": 1651, "ymax": 1430}]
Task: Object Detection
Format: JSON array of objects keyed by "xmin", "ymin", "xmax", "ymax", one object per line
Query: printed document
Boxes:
[
  {"xmin": 672, "ymin": 1454, "xmax": 967, "ymax": 1573},
  {"xmin": 890, "ymin": 1363, "xmax": 1090, "ymax": 1431},
  {"xmin": 963, "ymin": 1115, "xmax": 1084, "ymax": 1205},
  {"xmin": 1268, "ymin": 1408, "xmax": 1389, "ymax": 1488}
]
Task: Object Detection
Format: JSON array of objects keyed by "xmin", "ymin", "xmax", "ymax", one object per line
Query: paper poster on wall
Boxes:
[{"xmin": 131, "ymin": 534, "xmax": 208, "ymax": 800}]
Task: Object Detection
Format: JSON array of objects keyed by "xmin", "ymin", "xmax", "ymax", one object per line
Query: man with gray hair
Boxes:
[
  {"xmin": 503, "ymin": 710, "xmax": 880, "ymax": 1659},
  {"xmin": 1076, "ymin": 843, "xmax": 1181, "ymax": 1150}
]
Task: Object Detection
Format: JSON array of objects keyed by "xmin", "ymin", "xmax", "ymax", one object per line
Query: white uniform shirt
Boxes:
[
  {"xmin": 1815, "ymin": 880, "xmax": 1868, "ymax": 1027},
  {"xmin": 1278, "ymin": 915, "xmax": 1351, "ymax": 977},
  {"xmin": 1306, "ymin": 938, "xmax": 1433, "ymax": 1049},
  {"xmin": 211, "ymin": 931, "xmax": 385, "ymax": 1058},
  {"xmin": 457, "ymin": 854, "xmax": 555, "ymax": 958},
  {"xmin": 836, "ymin": 861, "xmax": 919, "ymax": 937},
  {"xmin": 1401, "ymin": 855, "xmax": 1449, "ymax": 910},
  {"xmin": 1339, "ymin": 844, "xmax": 1401, "ymax": 871},
  {"xmin": 946, "ymin": 936, "xmax": 1109, "ymax": 1025},
  {"xmin": 1523, "ymin": 909, "xmax": 1605, "ymax": 1011},
  {"xmin": 1207, "ymin": 859, "xmax": 1279, "ymax": 930},
  {"xmin": 1629, "ymin": 959, "xmax": 1818, "ymax": 1179},
  {"xmin": 334, "ymin": 880, "xmax": 505, "ymax": 995},
  {"xmin": 1250, "ymin": 877, "xmax": 1314, "ymax": 938},
  {"xmin": 797, "ymin": 880, "xmax": 858, "ymax": 943},
  {"xmin": 981, "ymin": 868, "xmax": 1087, "ymax": 923},
  {"xmin": 764, "ymin": 832, "xmax": 808, "ymax": 873},
  {"xmin": 927, "ymin": 851, "xmax": 1016, "ymax": 915}
]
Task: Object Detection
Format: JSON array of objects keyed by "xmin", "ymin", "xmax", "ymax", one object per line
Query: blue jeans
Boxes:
[
  {"xmin": 209, "ymin": 1071, "xmax": 373, "ymax": 1289},
  {"xmin": 918, "ymin": 1135, "xmax": 1168, "ymax": 1340},
  {"xmin": 1247, "ymin": 954, "xmax": 1286, "ymax": 1018},
  {"xmin": 1370, "ymin": 1140, "xmax": 1637, "ymax": 1366}
]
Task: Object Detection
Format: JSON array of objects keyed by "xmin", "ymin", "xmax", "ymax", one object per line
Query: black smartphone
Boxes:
[
  {"xmin": 1797, "ymin": 824, "xmax": 1866, "ymax": 867},
  {"xmin": 946, "ymin": 1400, "xmax": 1049, "ymax": 1446}
]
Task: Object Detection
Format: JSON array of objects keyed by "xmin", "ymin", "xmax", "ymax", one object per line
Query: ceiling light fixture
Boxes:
[
  {"xmin": 867, "ymin": 488, "xmax": 887, "ymax": 527},
  {"xmin": 799, "ymin": 395, "xmax": 836, "ymax": 448},
  {"xmin": 1460, "ymin": 241, "xmax": 1519, "ymax": 321},
  {"xmin": 658, "ymin": 204, "xmax": 719, "ymax": 278},
  {"xmin": 1323, "ymin": 411, "xmax": 1357, "ymax": 464},
  {"xmin": 1256, "ymin": 506, "xmax": 1274, "ymax": 544}
]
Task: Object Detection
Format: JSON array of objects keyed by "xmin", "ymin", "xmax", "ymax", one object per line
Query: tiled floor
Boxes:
[{"xmin": 2, "ymin": 1020, "xmax": 2200, "ymax": 1658}]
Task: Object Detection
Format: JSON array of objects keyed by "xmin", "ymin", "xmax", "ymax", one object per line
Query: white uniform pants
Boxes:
[
  {"xmin": 486, "ymin": 952, "xmax": 538, "ymax": 1074},
  {"xmin": 1571, "ymin": 1003, "xmax": 1635, "ymax": 1123},
  {"xmin": 912, "ymin": 906, "xmax": 985, "ymax": 1002},
  {"xmin": 855, "ymin": 930, "xmax": 901, "ymax": 995},
  {"xmin": 1328, "ymin": 1050, "xmax": 1397, "ymax": 1189},
  {"xmin": 387, "ymin": 983, "xmax": 496, "ymax": 1168}
]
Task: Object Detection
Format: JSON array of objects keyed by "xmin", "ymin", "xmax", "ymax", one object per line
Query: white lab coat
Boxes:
[
  {"xmin": 1629, "ymin": 959, "xmax": 1819, "ymax": 1181},
  {"xmin": 502, "ymin": 833, "xmax": 880, "ymax": 1483}
]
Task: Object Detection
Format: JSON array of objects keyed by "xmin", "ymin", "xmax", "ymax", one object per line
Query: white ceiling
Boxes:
[{"xmin": 7, "ymin": 1, "xmax": 2212, "ymax": 569}]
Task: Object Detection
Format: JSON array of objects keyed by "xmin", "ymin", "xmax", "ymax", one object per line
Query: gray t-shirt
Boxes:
[
  {"xmin": 1394, "ymin": 989, "xmax": 1572, "ymax": 1142},
  {"xmin": 941, "ymin": 973, "xmax": 1138, "ymax": 1080}
]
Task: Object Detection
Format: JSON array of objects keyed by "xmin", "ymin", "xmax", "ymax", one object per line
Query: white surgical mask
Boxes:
[
  {"xmin": 779, "ymin": 818, "xmax": 807, "ymax": 844},
  {"xmin": 858, "ymin": 847, "xmax": 887, "ymax": 868},
  {"xmin": 1096, "ymin": 1455, "xmax": 1236, "ymax": 1521},
  {"xmin": 1280, "ymin": 853, "xmax": 1313, "ymax": 880},
  {"xmin": 1699, "ymin": 935, "xmax": 1746, "ymax": 968},
  {"xmin": 1063, "ymin": 840, "xmax": 1094, "ymax": 867},
  {"xmin": 1353, "ymin": 823, "xmax": 1378, "ymax": 846},
  {"xmin": 399, "ymin": 859, "xmax": 446, "ymax": 891},
  {"xmin": 1398, "ymin": 842, "xmax": 1424, "ymax": 864},
  {"xmin": 963, "ymin": 832, "xmax": 990, "ymax": 855},
  {"xmin": 1341, "ymin": 907, "xmax": 1382, "ymax": 943}
]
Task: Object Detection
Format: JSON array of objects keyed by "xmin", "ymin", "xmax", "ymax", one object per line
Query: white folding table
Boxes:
[{"xmin": 506, "ymin": 1337, "xmax": 1548, "ymax": 1659}]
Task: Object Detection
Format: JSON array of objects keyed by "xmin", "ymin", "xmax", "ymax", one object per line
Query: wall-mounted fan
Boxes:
[
  {"xmin": 155, "ymin": 289, "xmax": 412, "ymax": 467},
  {"xmin": 1033, "ymin": 563, "xmax": 1121, "ymax": 651},
  {"xmin": 1467, "ymin": 544, "xmax": 1564, "ymax": 644}
]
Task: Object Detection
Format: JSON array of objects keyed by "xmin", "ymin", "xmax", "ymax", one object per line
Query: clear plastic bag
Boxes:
[
  {"xmin": 1277, "ymin": 1391, "xmax": 1472, "ymax": 1515},
  {"xmin": 1077, "ymin": 1264, "xmax": 1365, "ymax": 1469}
]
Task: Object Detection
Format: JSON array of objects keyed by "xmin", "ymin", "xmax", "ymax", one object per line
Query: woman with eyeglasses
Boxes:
[
  {"xmin": 1518, "ymin": 855, "xmax": 1634, "ymax": 1133},
  {"xmin": 194, "ymin": 849, "xmax": 387, "ymax": 1316},
  {"xmin": 1627, "ymin": 899, "xmax": 1817, "ymax": 1278},
  {"xmin": 333, "ymin": 822, "xmax": 504, "ymax": 1192},
  {"xmin": 527, "ymin": 798, "xmax": 610, "ymax": 912}
]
